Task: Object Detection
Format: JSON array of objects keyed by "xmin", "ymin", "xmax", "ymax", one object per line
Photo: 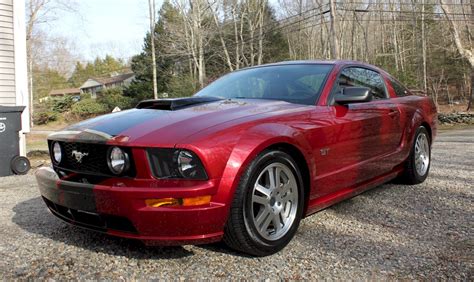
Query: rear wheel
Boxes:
[
  {"xmin": 223, "ymin": 150, "xmax": 304, "ymax": 256},
  {"xmin": 398, "ymin": 126, "xmax": 431, "ymax": 184}
]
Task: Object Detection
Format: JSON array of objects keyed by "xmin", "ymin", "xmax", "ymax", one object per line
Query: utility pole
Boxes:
[
  {"xmin": 469, "ymin": 0, "xmax": 474, "ymax": 111},
  {"xmin": 148, "ymin": 0, "xmax": 158, "ymax": 100},
  {"xmin": 329, "ymin": 0, "xmax": 339, "ymax": 60},
  {"xmin": 421, "ymin": 0, "xmax": 427, "ymax": 93},
  {"xmin": 29, "ymin": 60, "xmax": 33, "ymax": 127}
]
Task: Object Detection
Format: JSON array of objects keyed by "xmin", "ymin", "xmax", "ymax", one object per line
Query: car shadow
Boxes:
[{"xmin": 12, "ymin": 196, "xmax": 194, "ymax": 259}]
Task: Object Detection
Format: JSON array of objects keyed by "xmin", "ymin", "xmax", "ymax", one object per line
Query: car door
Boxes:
[{"xmin": 317, "ymin": 66, "xmax": 402, "ymax": 194}]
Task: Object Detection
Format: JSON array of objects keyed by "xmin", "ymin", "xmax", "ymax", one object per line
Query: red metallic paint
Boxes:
[{"xmin": 36, "ymin": 61, "xmax": 437, "ymax": 246}]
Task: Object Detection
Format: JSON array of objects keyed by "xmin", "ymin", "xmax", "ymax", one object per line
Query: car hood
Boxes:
[{"xmin": 49, "ymin": 98, "xmax": 307, "ymax": 146}]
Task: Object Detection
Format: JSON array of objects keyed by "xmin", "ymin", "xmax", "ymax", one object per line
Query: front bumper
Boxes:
[{"xmin": 35, "ymin": 167, "xmax": 226, "ymax": 245}]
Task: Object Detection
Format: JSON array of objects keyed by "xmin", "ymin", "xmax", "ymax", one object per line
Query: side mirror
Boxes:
[{"xmin": 334, "ymin": 87, "xmax": 373, "ymax": 105}]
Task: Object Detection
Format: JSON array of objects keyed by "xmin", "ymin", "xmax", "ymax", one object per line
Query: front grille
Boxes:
[
  {"xmin": 61, "ymin": 142, "xmax": 109, "ymax": 174},
  {"xmin": 43, "ymin": 197, "xmax": 138, "ymax": 234},
  {"xmin": 50, "ymin": 141, "xmax": 135, "ymax": 177}
]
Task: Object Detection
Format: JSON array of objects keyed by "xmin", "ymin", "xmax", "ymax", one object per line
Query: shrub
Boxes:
[
  {"xmin": 52, "ymin": 96, "xmax": 75, "ymax": 113},
  {"xmin": 33, "ymin": 111, "xmax": 58, "ymax": 125},
  {"xmin": 71, "ymin": 98, "xmax": 108, "ymax": 116},
  {"xmin": 97, "ymin": 89, "xmax": 134, "ymax": 111},
  {"xmin": 81, "ymin": 93, "xmax": 92, "ymax": 100}
]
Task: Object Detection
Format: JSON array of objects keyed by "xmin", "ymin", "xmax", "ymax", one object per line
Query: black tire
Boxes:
[
  {"xmin": 223, "ymin": 150, "xmax": 305, "ymax": 256},
  {"xmin": 398, "ymin": 126, "xmax": 431, "ymax": 185},
  {"xmin": 11, "ymin": 156, "xmax": 31, "ymax": 175}
]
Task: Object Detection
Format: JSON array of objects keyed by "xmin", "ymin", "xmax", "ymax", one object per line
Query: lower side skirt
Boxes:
[{"xmin": 305, "ymin": 167, "xmax": 403, "ymax": 216}]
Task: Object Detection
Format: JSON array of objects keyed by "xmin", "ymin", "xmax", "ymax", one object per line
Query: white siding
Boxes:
[{"xmin": 0, "ymin": 0, "xmax": 15, "ymax": 106}]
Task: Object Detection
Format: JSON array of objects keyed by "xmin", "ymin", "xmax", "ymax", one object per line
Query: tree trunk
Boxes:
[
  {"xmin": 148, "ymin": 0, "xmax": 158, "ymax": 99},
  {"xmin": 329, "ymin": 0, "xmax": 339, "ymax": 59},
  {"xmin": 211, "ymin": 5, "xmax": 233, "ymax": 71},
  {"xmin": 421, "ymin": 0, "xmax": 427, "ymax": 93},
  {"xmin": 468, "ymin": 73, "xmax": 473, "ymax": 111}
]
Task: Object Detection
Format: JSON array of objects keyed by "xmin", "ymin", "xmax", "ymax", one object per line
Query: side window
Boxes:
[
  {"xmin": 389, "ymin": 77, "xmax": 410, "ymax": 97},
  {"xmin": 337, "ymin": 67, "xmax": 387, "ymax": 100}
]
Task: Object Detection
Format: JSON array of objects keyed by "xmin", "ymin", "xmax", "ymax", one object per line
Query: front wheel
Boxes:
[
  {"xmin": 398, "ymin": 126, "xmax": 431, "ymax": 184},
  {"xmin": 223, "ymin": 150, "xmax": 304, "ymax": 256}
]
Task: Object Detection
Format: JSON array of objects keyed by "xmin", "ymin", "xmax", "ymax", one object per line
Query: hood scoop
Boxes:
[{"xmin": 136, "ymin": 96, "xmax": 222, "ymax": 111}]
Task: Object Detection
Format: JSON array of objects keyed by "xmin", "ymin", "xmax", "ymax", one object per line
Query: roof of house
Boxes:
[
  {"xmin": 93, "ymin": 72, "xmax": 135, "ymax": 85},
  {"xmin": 49, "ymin": 88, "xmax": 81, "ymax": 96}
]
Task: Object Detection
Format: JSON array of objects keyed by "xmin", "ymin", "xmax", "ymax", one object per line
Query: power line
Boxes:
[
  {"xmin": 335, "ymin": 1, "xmax": 472, "ymax": 6},
  {"xmin": 338, "ymin": 8, "xmax": 473, "ymax": 16}
]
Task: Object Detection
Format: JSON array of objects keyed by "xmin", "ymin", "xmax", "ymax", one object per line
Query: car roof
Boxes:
[{"xmin": 245, "ymin": 60, "xmax": 382, "ymax": 70}]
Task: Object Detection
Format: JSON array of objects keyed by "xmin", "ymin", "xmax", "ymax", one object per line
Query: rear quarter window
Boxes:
[{"xmin": 389, "ymin": 77, "xmax": 411, "ymax": 97}]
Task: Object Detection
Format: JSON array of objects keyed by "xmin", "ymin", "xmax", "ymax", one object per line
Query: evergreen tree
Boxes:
[
  {"xmin": 68, "ymin": 55, "xmax": 127, "ymax": 87},
  {"xmin": 125, "ymin": 1, "xmax": 179, "ymax": 101}
]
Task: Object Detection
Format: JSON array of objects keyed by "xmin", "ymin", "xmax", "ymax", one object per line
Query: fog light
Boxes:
[
  {"xmin": 145, "ymin": 195, "xmax": 211, "ymax": 208},
  {"xmin": 145, "ymin": 198, "xmax": 180, "ymax": 208}
]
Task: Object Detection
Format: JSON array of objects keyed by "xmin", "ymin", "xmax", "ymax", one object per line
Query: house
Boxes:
[
  {"xmin": 80, "ymin": 72, "xmax": 135, "ymax": 98},
  {"xmin": 48, "ymin": 88, "xmax": 81, "ymax": 97},
  {"xmin": 0, "ymin": 0, "xmax": 29, "ymax": 156}
]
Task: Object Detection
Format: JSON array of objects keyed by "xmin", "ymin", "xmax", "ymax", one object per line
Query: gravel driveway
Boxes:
[{"xmin": 0, "ymin": 128, "xmax": 472, "ymax": 279}]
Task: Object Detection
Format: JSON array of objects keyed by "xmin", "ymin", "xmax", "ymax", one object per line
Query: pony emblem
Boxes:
[{"xmin": 71, "ymin": 150, "xmax": 89, "ymax": 163}]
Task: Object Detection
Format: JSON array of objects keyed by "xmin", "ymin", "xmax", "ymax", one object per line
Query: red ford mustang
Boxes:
[{"xmin": 36, "ymin": 60, "xmax": 437, "ymax": 256}]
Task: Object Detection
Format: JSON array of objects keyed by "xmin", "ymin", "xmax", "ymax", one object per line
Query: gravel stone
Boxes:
[{"xmin": 0, "ymin": 128, "xmax": 472, "ymax": 279}]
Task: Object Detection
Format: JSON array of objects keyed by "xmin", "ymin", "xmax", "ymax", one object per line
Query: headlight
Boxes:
[
  {"xmin": 107, "ymin": 146, "xmax": 130, "ymax": 175},
  {"xmin": 147, "ymin": 148, "xmax": 207, "ymax": 180},
  {"xmin": 52, "ymin": 142, "xmax": 62, "ymax": 164}
]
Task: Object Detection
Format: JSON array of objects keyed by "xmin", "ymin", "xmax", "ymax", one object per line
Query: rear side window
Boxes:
[
  {"xmin": 337, "ymin": 67, "xmax": 387, "ymax": 100},
  {"xmin": 389, "ymin": 77, "xmax": 411, "ymax": 97}
]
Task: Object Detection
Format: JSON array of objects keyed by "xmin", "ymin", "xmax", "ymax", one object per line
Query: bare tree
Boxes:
[
  {"xmin": 209, "ymin": 1, "xmax": 234, "ymax": 71},
  {"xmin": 148, "ymin": 0, "xmax": 158, "ymax": 99},
  {"xmin": 25, "ymin": 0, "xmax": 79, "ymax": 126},
  {"xmin": 440, "ymin": 0, "xmax": 474, "ymax": 110},
  {"xmin": 173, "ymin": 0, "xmax": 214, "ymax": 88},
  {"xmin": 329, "ymin": 0, "xmax": 339, "ymax": 59}
]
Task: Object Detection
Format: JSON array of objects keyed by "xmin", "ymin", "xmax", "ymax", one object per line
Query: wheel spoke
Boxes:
[
  {"xmin": 255, "ymin": 207, "xmax": 271, "ymax": 227},
  {"xmin": 255, "ymin": 184, "xmax": 271, "ymax": 198},
  {"xmin": 268, "ymin": 167, "xmax": 277, "ymax": 189},
  {"xmin": 281, "ymin": 187, "xmax": 294, "ymax": 203},
  {"xmin": 272, "ymin": 214, "xmax": 281, "ymax": 233},
  {"xmin": 260, "ymin": 211, "xmax": 273, "ymax": 233},
  {"xmin": 280, "ymin": 184, "xmax": 290, "ymax": 197},
  {"xmin": 252, "ymin": 194, "xmax": 268, "ymax": 206}
]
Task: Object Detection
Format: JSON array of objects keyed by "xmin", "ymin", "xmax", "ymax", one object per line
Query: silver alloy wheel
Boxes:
[
  {"xmin": 250, "ymin": 163, "xmax": 299, "ymax": 241},
  {"xmin": 415, "ymin": 132, "xmax": 430, "ymax": 176}
]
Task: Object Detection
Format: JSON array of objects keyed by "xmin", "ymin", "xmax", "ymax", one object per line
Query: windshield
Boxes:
[{"xmin": 195, "ymin": 64, "xmax": 333, "ymax": 105}]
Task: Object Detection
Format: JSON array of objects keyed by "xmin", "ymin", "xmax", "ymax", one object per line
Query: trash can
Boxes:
[{"xmin": 0, "ymin": 106, "xmax": 29, "ymax": 177}]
